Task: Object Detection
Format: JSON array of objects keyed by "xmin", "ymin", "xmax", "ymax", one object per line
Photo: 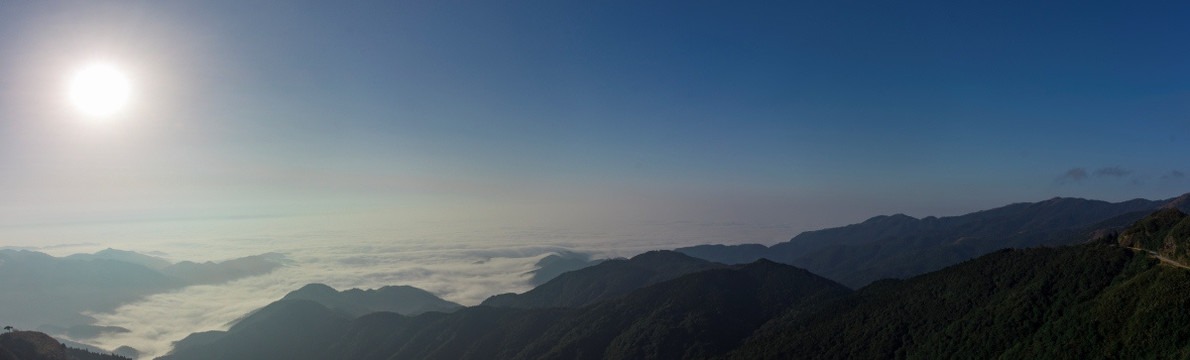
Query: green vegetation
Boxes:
[
  {"xmin": 730, "ymin": 209, "xmax": 1190, "ymax": 359},
  {"xmin": 1119, "ymin": 209, "xmax": 1190, "ymax": 263},
  {"xmin": 0, "ymin": 330, "xmax": 130, "ymax": 360}
]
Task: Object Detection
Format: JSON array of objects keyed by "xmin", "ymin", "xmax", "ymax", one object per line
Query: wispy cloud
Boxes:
[
  {"xmin": 1162, "ymin": 170, "xmax": 1186, "ymax": 180},
  {"xmin": 1058, "ymin": 166, "xmax": 1139, "ymax": 185},
  {"xmin": 1093, "ymin": 166, "xmax": 1131, "ymax": 177},
  {"xmin": 1057, "ymin": 168, "xmax": 1089, "ymax": 184}
]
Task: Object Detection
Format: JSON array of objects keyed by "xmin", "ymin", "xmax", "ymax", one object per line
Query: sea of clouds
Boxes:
[{"xmin": 1, "ymin": 213, "xmax": 798, "ymax": 358}]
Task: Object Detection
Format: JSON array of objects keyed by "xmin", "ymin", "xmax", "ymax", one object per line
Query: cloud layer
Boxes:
[{"xmin": 15, "ymin": 213, "xmax": 798, "ymax": 358}]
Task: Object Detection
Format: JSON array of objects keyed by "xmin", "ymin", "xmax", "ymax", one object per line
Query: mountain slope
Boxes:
[
  {"xmin": 163, "ymin": 300, "xmax": 352, "ymax": 360},
  {"xmin": 481, "ymin": 250, "xmax": 723, "ymax": 308},
  {"xmin": 511, "ymin": 260, "xmax": 850, "ymax": 360},
  {"xmin": 526, "ymin": 251, "xmax": 604, "ymax": 286},
  {"xmin": 678, "ymin": 194, "xmax": 1183, "ymax": 287}
]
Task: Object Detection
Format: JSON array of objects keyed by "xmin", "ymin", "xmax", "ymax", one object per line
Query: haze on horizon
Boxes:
[{"xmin": 0, "ymin": 1, "xmax": 1187, "ymax": 249}]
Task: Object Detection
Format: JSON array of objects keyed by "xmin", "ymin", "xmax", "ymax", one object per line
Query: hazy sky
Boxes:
[{"xmin": 1, "ymin": 1, "xmax": 1187, "ymax": 238}]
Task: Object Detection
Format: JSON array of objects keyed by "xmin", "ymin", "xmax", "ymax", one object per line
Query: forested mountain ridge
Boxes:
[
  {"xmin": 1117, "ymin": 208, "xmax": 1190, "ymax": 264},
  {"xmin": 728, "ymin": 209, "xmax": 1190, "ymax": 359},
  {"xmin": 678, "ymin": 194, "xmax": 1187, "ymax": 287}
]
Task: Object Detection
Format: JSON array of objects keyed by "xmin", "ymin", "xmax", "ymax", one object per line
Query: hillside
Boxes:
[
  {"xmin": 678, "ymin": 194, "xmax": 1185, "ymax": 287},
  {"xmin": 729, "ymin": 209, "xmax": 1190, "ymax": 358},
  {"xmin": 0, "ymin": 331, "xmax": 129, "ymax": 360},
  {"xmin": 1117, "ymin": 208, "xmax": 1190, "ymax": 264}
]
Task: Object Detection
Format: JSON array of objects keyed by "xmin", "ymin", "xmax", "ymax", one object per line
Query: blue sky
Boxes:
[{"xmin": 0, "ymin": 1, "xmax": 1187, "ymax": 237}]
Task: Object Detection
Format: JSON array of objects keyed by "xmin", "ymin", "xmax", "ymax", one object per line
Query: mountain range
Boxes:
[
  {"xmin": 159, "ymin": 207, "xmax": 1190, "ymax": 359},
  {"xmin": 160, "ymin": 251, "xmax": 849, "ymax": 360},
  {"xmin": 678, "ymin": 194, "xmax": 1190, "ymax": 287},
  {"xmin": 8, "ymin": 194, "xmax": 1190, "ymax": 359}
]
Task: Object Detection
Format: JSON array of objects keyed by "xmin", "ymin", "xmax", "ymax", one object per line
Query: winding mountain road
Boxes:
[{"xmin": 1124, "ymin": 246, "xmax": 1190, "ymax": 270}]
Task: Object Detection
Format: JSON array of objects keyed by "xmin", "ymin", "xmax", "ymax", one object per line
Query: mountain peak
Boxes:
[
  {"xmin": 281, "ymin": 283, "xmax": 460, "ymax": 317},
  {"xmin": 288, "ymin": 283, "xmax": 339, "ymax": 297},
  {"xmin": 860, "ymin": 213, "xmax": 918, "ymax": 225}
]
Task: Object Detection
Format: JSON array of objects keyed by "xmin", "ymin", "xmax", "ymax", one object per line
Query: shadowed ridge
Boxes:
[
  {"xmin": 161, "ymin": 300, "xmax": 352, "ymax": 360},
  {"xmin": 513, "ymin": 258, "xmax": 851, "ymax": 360},
  {"xmin": 480, "ymin": 250, "xmax": 722, "ymax": 309}
]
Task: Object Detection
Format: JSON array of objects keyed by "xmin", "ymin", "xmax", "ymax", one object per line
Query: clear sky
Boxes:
[{"xmin": 1, "ymin": 1, "xmax": 1187, "ymax": 238}]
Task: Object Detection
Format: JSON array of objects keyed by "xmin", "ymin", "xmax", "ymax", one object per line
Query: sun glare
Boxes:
[{"xmin": 69, "ymin": 63, "xmax": 131, "ymax": 118}]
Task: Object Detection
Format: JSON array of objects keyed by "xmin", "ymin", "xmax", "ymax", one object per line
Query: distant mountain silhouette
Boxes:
[
  {"xmin": 281, "ymin": 283, "xmax": 462, "ymax": 316},
  {"xmin": 160, "ymin": 257, "xmax": 847, "ymax": 360},
  {"xmin": 160, "ymin": 253, "xmax": 285, "ymax": 285},
  {"xmin": 481, "ymin": 250, "xmax": 723, "ymax": 308},
  {"xmin": 0, "ymin": 249, "xmax": 287, "ymax": 338},
  {"xmin": 65, "ymin": 249, "xmax": 172, "ymax": 270},
  {"xmin": 0, "ymin": 250, "xmax": 177, "ymax": 329},
  {"xmin": 677, "ymin": 194, "xmax": 1186, "ymax": 287}
]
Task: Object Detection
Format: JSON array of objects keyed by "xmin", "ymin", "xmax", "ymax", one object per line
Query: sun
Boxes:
[{"xmin": 69, "ymin": 63, "xmax": 132, "ymax": 118}]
